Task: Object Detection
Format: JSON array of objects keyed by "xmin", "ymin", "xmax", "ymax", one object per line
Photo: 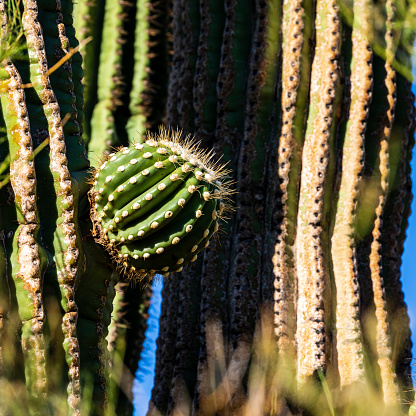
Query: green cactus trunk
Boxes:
[
  {"xmin": 148, "ymin": 0, "xmax": 416, "ymax": 414},
  {"xmin": 0, "ymin": 1, "xmax": 115, "ymax": 414},
  {"xmin": 1, "ymin": 0, "xmax": 415, "ymax": 414}
]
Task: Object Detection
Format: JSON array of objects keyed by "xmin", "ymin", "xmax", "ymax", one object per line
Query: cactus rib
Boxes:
[
  {"xmin": 228, "ymin": 0, "xmax": 281, "ymax": 354},
  {"xmin": 148, "ymin": 277, "xmax": 180, "ymax": 415},
  {"xmin": 22, "ymin": 0, "xmax": 82, "ymax": 410},
  {"xmin": 272, "ymin": 0, "xmax": 310, "ymax": 357},
  {"xmin": 331, "ymin": 0, "xmax": 373, "ymax": 387},
  {"xmin": 0, "ymin": 51, "xmax": 48, "ymax": 405},
  {"xmin": 368, "ymin": 0, "xmax": 400, "ymax": 404},
  {"xmin": 73, "ymin": 0, "xmax": 105, "ymax": 145},
  {"xmin": 193, "ymin": 0, "xmax": 225, "ymax": 140},
  {"xmin": 296, "ymin": 0, "xmax": 340, "ymax": 381},
  {"xmin": 89, "ymin": 0, "xmax": 126, "ymax": 160}
]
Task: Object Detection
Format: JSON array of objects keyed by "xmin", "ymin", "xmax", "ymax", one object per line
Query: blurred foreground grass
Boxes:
[{"xmin": 2, "ymin": 316, "xmax": 412, "ymax": 416}]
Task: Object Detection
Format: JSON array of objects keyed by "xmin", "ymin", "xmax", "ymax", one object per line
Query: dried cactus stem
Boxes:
[{"xmin": 367, "ymin": 0, "xmax": 400, "ymax": 404}]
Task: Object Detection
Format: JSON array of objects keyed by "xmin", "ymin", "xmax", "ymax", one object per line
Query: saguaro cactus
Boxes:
[
  {"xmin": 0, "ymin": 2, "xmax": 231, "ymax": 415},
  {"xmin": 0, "ymin": 1, "xmax": 115, "ymax": 414},
  {"xmin": 1, "ymin": 0, "xmax": 416, "ymax": 415},
  {"xmin": 147, "ymin": 0, "xmax": 416, "ymax": 415}
]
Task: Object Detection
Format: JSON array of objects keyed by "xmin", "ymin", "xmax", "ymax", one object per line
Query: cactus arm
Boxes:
[
  {"xmin": 21, "ymin": 0, "xmax": 85, "ymax": 411},
  {"xmin": 296, "ymin": 0, "xmax": 340, "ymax": 381},
  {"xmin": 0, "ymin": 56, "xmax": 49, "ymax": 407},
  {"xmin": 331, "ymin": 0, "xmax": 373, "ymax": 387},
  {"xmin": 91, "ymin": 130, "xmax": 229, "ymax": 279},
  {"xmin": 73, "ymin": 0, "xmax": 105, "ymax": 145},
  {"xmin": 272, "ymin": 0, "xmax": 313, "ymax": 356},
  {"xmin": 193, "ymin": 0, "xmax": 225, "ymax": 138},
  {"xmin": 88, "ymin": 0, "xmax": 125, "ymax": 161}
]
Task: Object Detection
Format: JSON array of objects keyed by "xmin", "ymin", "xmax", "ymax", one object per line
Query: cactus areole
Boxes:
[{"xmin": 90, "ymin": 128, "xmax": 232, "ymax": 280}]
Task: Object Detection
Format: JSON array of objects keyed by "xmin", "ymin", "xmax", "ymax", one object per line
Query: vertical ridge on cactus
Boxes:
[
  {"xmin": 21, "ymin": 0, "xmax": 83, "ymax": 411},
  {"xmin": 272, "ymin": 0, "xmax": 313, "ymax": 360},
  {"xmin": 126, "ymin": 0, "xmax": 169, "ymax": 139},
  {"xmin": 88, "ymin": 0, "xmax": 126, "ymax": 160},
  {"xmin": 367, "ymin": 0, "xmax": 400, "ymax": 403},
  {"xmin": 1, "ymin": 0, "xmax": 416, "ymax": 414},
  {"xmin": 73, "ymin": 0, "xmax": 105, "ymax": 145},
  {"xmin": 108, "ymin": 282, "xmax": 152, "ymax": 415},
  {"xmin": 331, "ymin": 0, "xmax": 372, "ymax": 386},
  {"xmin": 381, "ymin": 76, "xmax": 415, "ymax": 402},
  {"xmin": 192, "ymin": 0, "xmax": 225, "ymax": 141},
  {"xmin": 0, "ymin": 39, "xmax": 49, "ymax": 406}
]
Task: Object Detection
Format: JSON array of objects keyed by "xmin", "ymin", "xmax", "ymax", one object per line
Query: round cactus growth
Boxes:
[{"xmin": 90, "ymin": 128, "xmax": 233, "ymax": 279}]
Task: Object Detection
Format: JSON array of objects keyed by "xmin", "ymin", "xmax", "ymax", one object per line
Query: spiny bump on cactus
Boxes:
[{"xmin": 90, "ymin": 127, "xmax": 233, "ymax": 280}]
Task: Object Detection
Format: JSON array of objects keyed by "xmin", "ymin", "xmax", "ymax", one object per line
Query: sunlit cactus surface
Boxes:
[{"xmin": 0, "ymin": 0, "xmax": 416, "ymax": 415}]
